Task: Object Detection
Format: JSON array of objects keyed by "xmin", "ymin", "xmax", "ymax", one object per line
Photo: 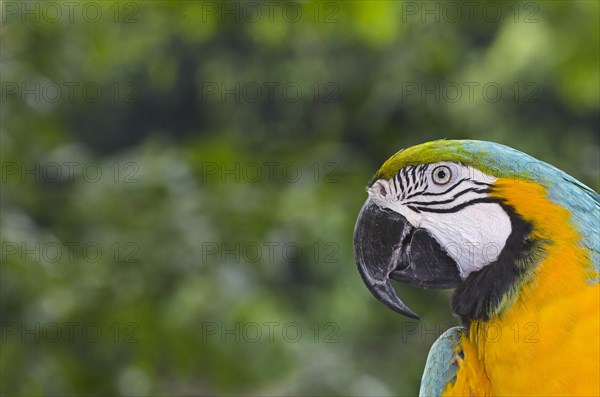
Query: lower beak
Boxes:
[{"xmin": 353, "ymin": 199, "xmax": 462, "ymax": 318}]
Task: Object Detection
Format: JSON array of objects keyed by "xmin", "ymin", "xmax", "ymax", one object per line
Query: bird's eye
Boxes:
[{"xmin": 431, "ymin": 166, "xmax": 452, "ymax": 185}]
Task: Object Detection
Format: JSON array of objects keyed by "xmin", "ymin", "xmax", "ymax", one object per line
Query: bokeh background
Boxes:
[{"xmin": 1, "ymin": 1, "xmax": 598, "ymax": 396}]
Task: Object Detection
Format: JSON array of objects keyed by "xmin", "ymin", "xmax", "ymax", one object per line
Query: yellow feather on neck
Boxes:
[{"xmin": 444, "ymin": 179, "xmax": 600, "ymax": 396}]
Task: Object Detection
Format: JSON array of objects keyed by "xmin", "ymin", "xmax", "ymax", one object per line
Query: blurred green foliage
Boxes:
[{"xmin": 1, "ymin": 1, "xmax": 598, "ymax": 396}]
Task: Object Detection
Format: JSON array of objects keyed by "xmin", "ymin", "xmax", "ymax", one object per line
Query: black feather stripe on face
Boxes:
[{"xmin": 451, "ymin": 202, "xmax": 546, "ymax": 325}]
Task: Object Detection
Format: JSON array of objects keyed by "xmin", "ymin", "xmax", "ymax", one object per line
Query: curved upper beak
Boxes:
[{"xmin": 353, "ymin": 198, "xmax": 462, "ymax": 319}]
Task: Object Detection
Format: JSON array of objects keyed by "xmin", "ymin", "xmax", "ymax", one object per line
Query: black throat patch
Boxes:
[{"xmin": 451, "ymin": 203, "xmax": 546, "ymax": 325}]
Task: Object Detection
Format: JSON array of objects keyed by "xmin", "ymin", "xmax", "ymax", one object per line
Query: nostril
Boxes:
[{"xmin": 379, "ymin": 184, "xmax": 387, "ymax": 196}]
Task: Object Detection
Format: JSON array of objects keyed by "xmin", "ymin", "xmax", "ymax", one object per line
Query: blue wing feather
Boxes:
[{"xmin": 419, "ymin": 326, "xmax": 465, "ymax": 397}]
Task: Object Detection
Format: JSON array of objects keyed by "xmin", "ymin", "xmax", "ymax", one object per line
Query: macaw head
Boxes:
[{"xmin": 354, "ymin": 139, "xmax": 599, "ymax": 321}]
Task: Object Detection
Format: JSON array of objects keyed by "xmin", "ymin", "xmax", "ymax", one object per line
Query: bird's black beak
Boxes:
[{"xmin": 353, "ymin": 199, "xmax": 462, "ymax": 319}]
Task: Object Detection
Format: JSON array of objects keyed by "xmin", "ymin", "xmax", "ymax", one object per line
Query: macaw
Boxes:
[{"xmin": 353, "ymin": 140, "xmax": 600, "ymax": 396}]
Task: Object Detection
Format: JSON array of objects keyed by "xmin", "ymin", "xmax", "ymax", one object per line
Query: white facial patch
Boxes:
[
  {"xmin": 418, "ymin": 203, "xmax": 511, "ymax": 278},
  {"xmin": 368, "ymin": 162, "xmax": 512, "ymax": 279}
]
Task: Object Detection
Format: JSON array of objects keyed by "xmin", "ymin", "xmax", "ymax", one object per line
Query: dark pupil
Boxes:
[{"xmin": 437, "ymin": 170, "xmax": 446, "ymax": 179}]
